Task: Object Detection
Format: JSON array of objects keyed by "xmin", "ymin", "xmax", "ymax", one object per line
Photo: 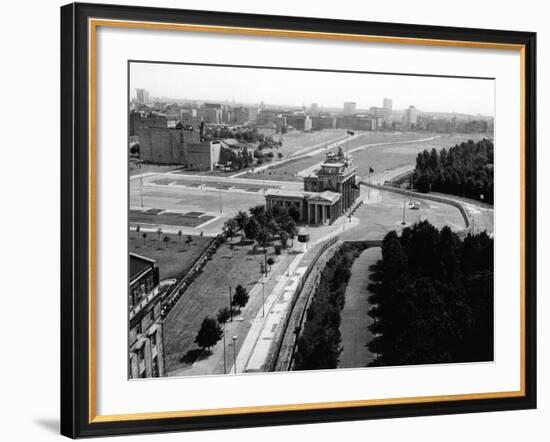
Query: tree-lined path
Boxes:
[{"xmin": 339, "ymin": 247, "xmax": 381, "ymax": 368}]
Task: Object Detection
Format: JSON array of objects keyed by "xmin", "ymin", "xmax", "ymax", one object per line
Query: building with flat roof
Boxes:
[
  {"xmin": 129, "ymin": 253, "xmax": 165, "ymax": 379},
  {"xmin": 343, "ymin": 101, "xmax": 357, "ymax": 116},
  {"xmin": 403, "ymin": 105, "xmax": 420, "ymax": 128},
  {"xmin": 265, "ymin": 147, "xmax": 359, "ymax": 225}
]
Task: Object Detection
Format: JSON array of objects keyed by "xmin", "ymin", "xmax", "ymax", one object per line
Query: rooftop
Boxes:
[
  {"xmin": 130, "ymin": 253, "xmax": 156, "ymax": 283},
  {"xmin": 307, "ymin": 190, "xmax": 341, "ymax": 203}
]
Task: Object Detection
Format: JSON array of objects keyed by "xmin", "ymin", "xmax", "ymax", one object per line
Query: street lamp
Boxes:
[
  {"xmin": 232, "ymin": 336, "xmax": 238, "ymax": 374},
  {"xmin": 222, "ymin": 324, "xmax": 227, "ymax": 374},
  {"xmin": 286, "ymin": 246, "xmax": 290, "ymax": 277},
  {"xmin": 261, "ymin": 277, "xmax": 265, "ymax": 317}
]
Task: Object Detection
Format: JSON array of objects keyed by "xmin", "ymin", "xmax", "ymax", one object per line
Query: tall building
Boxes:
[
  {"xmin": 383, "ymin": 98, "xmax": 393, "ymax": 111},
  {"xmin": 309, "ymin": 102, "xmax": 319, "ymax": 116},
  {"xmin": 198, "ymin": 103, "xmax": 223, "ymax": 124},
  {"xmin": 343, "ymin": 102, "xmax": 357, "ymax": 116},
  {"xmin": 129, "ymin": 253, "xmax": 165, "ymax": 379},
  {"xmin": 135, "ymin": 88, "xmax": 149, "ymax": 104},
  {"xmin": 403, "ymin": 105, "xmax": 419, "ymax": 128}
]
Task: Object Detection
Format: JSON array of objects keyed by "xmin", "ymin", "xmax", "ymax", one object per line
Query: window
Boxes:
[
  {"xmin": 150, "ymin": 332, "xmax": 157, "ymax": 347},
  {"xmin": 152, "ymin": 356, "xmax": 159, "ymax": 377},
  {"xmin": 135, "ymin": 321, "xmax": 142, "ymax": 335},
  {"xmin": 149, "ymin": 309, "xmax": 155, "ymax": 322}
]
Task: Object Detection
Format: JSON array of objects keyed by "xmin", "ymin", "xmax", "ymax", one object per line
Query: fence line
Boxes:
[
  {"xmin": 161, "ymin": 233, "xmax": 225, "ymax": 321},
  {"xmin": 269, "ymin": 236, "xmax": 340, "ymax": 371}
]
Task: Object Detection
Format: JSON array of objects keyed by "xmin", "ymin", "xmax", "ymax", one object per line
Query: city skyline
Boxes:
[{"xmin": 130, "ymin": 62, "xmax": 495, "ymax": 117}]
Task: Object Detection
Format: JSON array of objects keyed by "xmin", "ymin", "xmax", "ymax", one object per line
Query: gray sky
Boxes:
[{"xmin": 130, "ymin": 62, "xmax": 494, "ymax": 116}]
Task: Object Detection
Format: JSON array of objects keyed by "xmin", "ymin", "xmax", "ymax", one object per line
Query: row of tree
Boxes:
[
  {"xmin": 223, "ymin": 204, "xmax": 299, "ymax": 253},
  {"xmin": 367, "ymin": 221, "xmax": 494, "ymax": 366},
  {"xmin": 194, "ymin": 285, "xmax": 250, "ymax": 351},
  {"xmin": 412, "ymin": 138, "xmax": 494, "ymax": 203},
  {"xmin": 294, "ymin": 244, "xmax": 360, "ymax": 370}
]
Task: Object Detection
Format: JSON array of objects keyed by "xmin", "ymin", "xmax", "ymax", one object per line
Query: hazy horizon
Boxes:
[{"xmin": 130, "ymin": 62, "xmax": 495, "ymax": 117}]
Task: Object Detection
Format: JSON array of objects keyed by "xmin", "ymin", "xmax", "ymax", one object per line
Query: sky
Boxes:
[{"xmin": 130, "ymin": 62, "xmax": 495, "ymax": 116}]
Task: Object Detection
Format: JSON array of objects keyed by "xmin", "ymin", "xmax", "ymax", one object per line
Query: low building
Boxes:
[
  {"xmin": 343, "ymin": 101, "xmax": 357, "ymax": 116},
  {"xmin": 310, "ymin": 116, "xmax": 336, "ymax": 131},
  {"xmin": 129, "ymin": 253, "xmax": 164, "ymax": 379},
  {"xmin": 336, "ymin": 115, "xmax": 377, "ymax": 131},
  {"xmin": 136, "ymin": 125, "xmax": 200, "ymax": 164},
  {"xmin": 285, "ymin": 115, "xmax": 312, "ymax": 131},
  {"xmin": 265, "ymin": 147, "xmax": 359, "ymax": 225},
  {"xmin": 184, "ymin": 140, "xmax": 222, "ymax": 171}
]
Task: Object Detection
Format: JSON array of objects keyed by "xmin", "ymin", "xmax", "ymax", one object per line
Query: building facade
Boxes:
[
  {"xmin": 265, "ymin": 147, "xmax": 359, "ymax": 225},
  {"xmin": 403, "ymin": 105, "xmax": 420, "ymax": 128},
  {"xmin": 343, "ymin": 101, "xmax": 357, "ymax": 116},
  {"xmin": 129, "ymin": 253, "xmax": 165, "ymax": 379}
]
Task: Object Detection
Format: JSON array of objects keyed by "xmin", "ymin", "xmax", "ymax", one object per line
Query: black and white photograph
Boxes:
[{"xmin": 128, "ymin": 61, "xmax": 495, "ymax": 379}]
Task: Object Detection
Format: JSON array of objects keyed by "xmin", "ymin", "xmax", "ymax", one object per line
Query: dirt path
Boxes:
[{"xmin": 339, "ymin": 247, "xmax": 381, "ymax": 368}]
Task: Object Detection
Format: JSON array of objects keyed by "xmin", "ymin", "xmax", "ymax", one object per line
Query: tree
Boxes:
[
  {"xmin": 194, "ymin": 317, "xmax": 223, "ymax": 351},
  {"xmin": 266, "ymin": 257, "xmax": 275, "ymax": 271},
  {"xmin": 287, "ymin": 206, "xmax": 301, "ymax": 223},
  {"xmin": 163, "ymin": 236, "xmax": 170, "ymax": 248},
  {"xmin": 186, "ymin": 235, "xmax": 193, "ymax": 244},
  {"xmin": 216, "ymin": 306, "xmax": 231, "ymax": 325},
  {"xmin": 412, "ymin": 139, "xmax": 494, "ymax": 203},
  {"xmin": 256, "ymin": 229, "xmax": 270, "ymax": 252},
  {"xmin": 142, "ymin": 232, "xmax": 148, "ymax": 245},
  {"xmin": 277, "ymin": 152, "xmax": 283, "ymax": 160},
  {"xmin": 156, "ymin": 227, "xmax": 163, "ymax": 241},
  {"xmin": 244, "ymin": 217, "xmax": 261, "ymax": 240},
  {"xmin": 135, "ymin": 225, "xmax": 140, "ymax": 239},
  {"xmin": 234, "ymin": 210, "xmax": 249, "ymax": 238},
  {"xmin": 282, "ymin": 219, "xmax": 298, "ymax": 243},
  {"xmin": 279, "ymin": 230, "xmax": 289, "ymax": 249},
  {"xmin": 178, "ymin": 230, "xmax": 182, "ymax": 242},
  {"xmin": 223, "ymin": 218, "xmax": 238, "ymax": 243},
  {"xmin": 367, "ymin": 221, "xmax": 494, "ymax": 367},
  {"xmin": 232, "ymin": 285, "xmax": 249, "ymax": 311}
]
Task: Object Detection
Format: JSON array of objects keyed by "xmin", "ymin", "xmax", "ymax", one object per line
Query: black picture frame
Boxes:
[{"xmin": 61, "ymin": 2, "xmax": 537, "ymax": 438}]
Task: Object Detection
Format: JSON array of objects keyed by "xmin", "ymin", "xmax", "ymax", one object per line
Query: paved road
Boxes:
[{"xmin": 339, "ymin": 247, "xmax": 381, "ymax": 369}]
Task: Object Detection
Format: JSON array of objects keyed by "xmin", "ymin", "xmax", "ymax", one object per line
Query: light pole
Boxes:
[
  {"xmin": 401, "ymin": 192, "xmax": 407, "ymax": 225},
  {"xmin": 286, "ymin": 247, "xmax": 290, "ymax": 277},
  {"xmin": 139, "ymin": 175, "xmax": 144, "ymax": 208},
  {"xmin": 229, "ymin": 286, "xmax": 233, "ymax": 322},
  {"xmin": 261, "ymin": 277, "xmax": 265, "ymax": 317},
  {"xmin": 218, "ymin": 179, "xmax": 223, "ymax": 214},
  {"xmin": 232, "ymin": 336, "xmax": 238, "ymax": 374},
  {"xmin": 222, "ymin": 324, "xmax": 227, "ymax": 374}
]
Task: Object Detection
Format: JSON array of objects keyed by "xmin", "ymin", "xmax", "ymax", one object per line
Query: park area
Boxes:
[
  {"xmin": 351, "ymin": 133, "xmax": 490, "ymax": 178},
  {"xmin": 240, "ymin": 132, "xmax": 490, "ymax": 182},
  {"xmin": 129, "ymin": 209, "xmax": 216, "ymax": 228},
  {"xmin": 162, "ymin": 240, "xmax": 278, "ymax": 373},
  {"xmin": 339, "ymin": 247, "xmax": 381, "ymax": 369},
  {"xmin": 129, "ymin": 231, "xmax": 213, "ymax": 280},
  {"xmin": 271, "ymin": 128, "xmax": 347, "ymax": 157}
]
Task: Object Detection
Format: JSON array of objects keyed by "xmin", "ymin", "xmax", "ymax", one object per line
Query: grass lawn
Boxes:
[
  {"xmin": 130, "ymin": 210, "xmax": 215, "ymax": 228},
  {"xmin": 129, "ymin": 232, "xmax": 214, "ymax": 280},
  {"xmin": 162, "ymin": 240, "xmax": 277, "ymax": 372},
  {"xmin": 352, "ymin": 133, "xmax": 490, "ymax": 177},
  {"xmin": 241, "ymin": 132, "xmax": 490, "ymax": 182},
  {"xmin": 129, "ymin": 163, "xmax": 180, "ymax": 176}
]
